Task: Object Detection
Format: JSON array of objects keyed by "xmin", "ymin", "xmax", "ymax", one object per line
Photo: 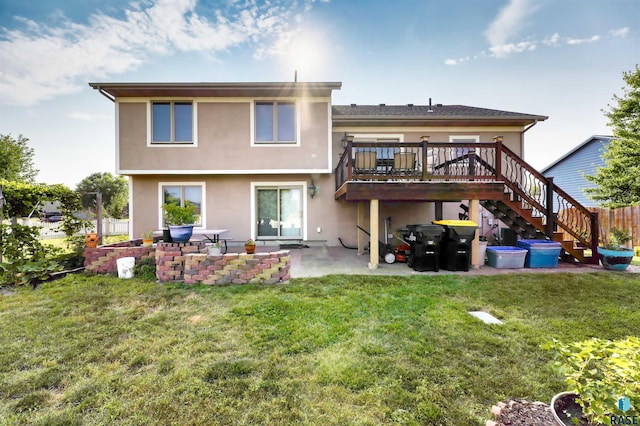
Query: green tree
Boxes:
[
  {"xmin": 585, "ymin": 66, "xmax": 640, "ymax": 208},
  {"xmin": 76, "ymin": 172, "xmax": 128, "ymax": 219},
  {"xmin": 0, "ymin": 134, "xmax": 39, "ymax": 183}
]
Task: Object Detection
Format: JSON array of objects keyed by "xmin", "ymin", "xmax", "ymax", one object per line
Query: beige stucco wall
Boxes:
[
  {"xmin": 130, "ymin": 174, "xmax": 436, "ymax": 246},
  {"xmin": 118, "ymin": 100, "xmax": 330, "ymax": 172}
]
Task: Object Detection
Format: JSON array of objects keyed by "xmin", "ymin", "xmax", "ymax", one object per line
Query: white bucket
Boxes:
[{"xmin": 116, "ymin": 257, "xmax": 135, "ymax": 279}]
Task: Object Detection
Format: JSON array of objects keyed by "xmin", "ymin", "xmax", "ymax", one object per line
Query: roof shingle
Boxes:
[{"xmin": 332, "ymin": 104, "xmax": 546, "ymax": 120}]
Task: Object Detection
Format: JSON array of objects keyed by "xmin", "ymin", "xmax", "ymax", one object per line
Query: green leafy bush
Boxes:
[
  {"xmin": 601, "ymin": 227, "xmax": 632, "ymax": 250},
  {"xmin": 162, "ymin": 202, "xmax": 197, "ymax": 226},
  {"xmin": 0, "ymin": 224, "xmax": 67, "ymax": 287},
  {"xmin": 133, "ymin": 257, "xmax": 156, "ymax": 281},
  {"xmin": 544, "ymin": 337, "xmax": 640, "ymax": 424}
]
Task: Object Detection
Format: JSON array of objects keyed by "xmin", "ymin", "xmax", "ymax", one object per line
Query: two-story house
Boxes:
[{"xmin": 90, "ymin": 81, "xmax": 599, "ymax": 269}]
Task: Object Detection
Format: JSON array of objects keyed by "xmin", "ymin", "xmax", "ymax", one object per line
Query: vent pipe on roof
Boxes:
[{"xmin": 428, "ymin": 98, "xmax": 433, "ymax": 113}]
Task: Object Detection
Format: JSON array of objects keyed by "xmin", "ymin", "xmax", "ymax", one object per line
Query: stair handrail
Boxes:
[{"xmin": 500, "ymin": 143, "xmax": 598, "ymax": 251}]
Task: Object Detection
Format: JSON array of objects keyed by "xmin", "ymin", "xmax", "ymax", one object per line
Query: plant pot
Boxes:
[
  {"xmin": 245, "ymin": 244, "xmax": 256, "ymax": 254},
  {"xmin": 162, "ymin": 229, "xmax": 173, "ymax": 243},
  {"xmin": 550, "ymin": 392, "xmax": 587, "ymax": 426},
  {"xmin": 599, "ymin": 247, "xmax": 634, "ymax": 271},
  {"xmin": 142, "ymin": 239, "xmax": 153, "ymax": 248},
  {"xmin": 85, "ymin": 233, "xmax": 98, "ymax": 248},
  {"xmin": 169, "ymin": 225, "xmax": 194, "ymax": 243},
  {"xmin": 208, "ymin": 246, "xmax": 221, "ymax": 256}
]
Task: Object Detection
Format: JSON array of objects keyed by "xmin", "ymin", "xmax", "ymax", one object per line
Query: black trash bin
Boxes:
[
  {"xmin": 400, "ymin": 224, "xmax": 445, "ymax": 272},
  {"xmin": 432, "ymin": 220, "xmax": 478, "ymax": 272}
]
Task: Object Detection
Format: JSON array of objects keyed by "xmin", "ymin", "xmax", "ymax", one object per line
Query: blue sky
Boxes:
[{"xmin": 1, "ymin": 0, "xmax": 638, "ymax": 187}]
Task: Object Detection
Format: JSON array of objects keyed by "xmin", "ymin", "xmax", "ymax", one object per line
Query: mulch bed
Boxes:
[{"xmin": 490, "ymin": 399, "xmax": 559, "ymax": 425}]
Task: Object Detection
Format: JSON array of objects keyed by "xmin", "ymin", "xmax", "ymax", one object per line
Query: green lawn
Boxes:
[
  {"xmin": 40, "ymin": 235, "xmax": 130, "ymax": 253},
  {"xmin": 1, "ymin": 272, "xmax": 639, "ymax": 425}
]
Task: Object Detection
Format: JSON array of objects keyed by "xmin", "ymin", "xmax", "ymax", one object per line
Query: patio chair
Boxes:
[
  {"xmin": 393, "ymin": 152, "xmax": 416, "ymax": 175},
  {"xmin": 354, "ymin": 151, "xmax": 377, "ymax": 175}
]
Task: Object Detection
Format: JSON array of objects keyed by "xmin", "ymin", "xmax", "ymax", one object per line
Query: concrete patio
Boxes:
[{"xmin": 279, "ymin": 245, "xmax": 639, "ymax": 278}]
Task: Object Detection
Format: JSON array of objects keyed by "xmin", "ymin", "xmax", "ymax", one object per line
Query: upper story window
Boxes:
[
  {"xmin": 255, "ymin": 101, "xmax": 296, "ymax": 144},
  {"xmin": 152, "ymin": 101, "xmax": 193, "ymax": 144}
]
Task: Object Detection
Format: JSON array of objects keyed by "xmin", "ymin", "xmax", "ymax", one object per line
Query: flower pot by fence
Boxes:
[{"xmin": 599, "ymin": 247, "xmax": 634, "ymax": 271}]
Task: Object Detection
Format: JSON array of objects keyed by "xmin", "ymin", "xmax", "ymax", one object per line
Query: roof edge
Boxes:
[
  {"xmin": 540, "ymin": 135, "xmax": 614, "ymax": 173},
  {"xmin": 88, "ymin": 82, "xmax": 342, "ymax": 90}
]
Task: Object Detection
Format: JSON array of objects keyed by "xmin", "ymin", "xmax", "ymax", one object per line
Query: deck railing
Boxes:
[
  {"xmin": 334, "ymin": 140, "xmax": 501, "ymax": 188},
  {"xmin": 335, "ymin": 138, "xmax": 598, "ymax": 256}
]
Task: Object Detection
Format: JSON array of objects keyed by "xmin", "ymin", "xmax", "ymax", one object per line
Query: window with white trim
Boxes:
[
  {"xmin": 152, "ymin": 101, "xmax": 193, "ymax": 143},
  {"xmin": 161, "ymin": 184, "xmax": 203, "ymax": 227},
  {"xmin": 255, "ymin": 101, "xmax": 296, "ymax": 143}
]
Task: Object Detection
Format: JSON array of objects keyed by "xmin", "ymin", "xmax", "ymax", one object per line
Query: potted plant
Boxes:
[
  {"xmin": 85, "ymin": 232, "xmax": 99, "ymax": 248},
  {"xmin": 141, "ymin": 231, "xmax": 154, "ymax": 248},
  {"xmin": 598, "ymin": 227, "xmax": 634, "ymax": 270},
  {"xmin": 207, "ymin": 241, "xmax": 222, "ymax": 256},
  {"xmin": 545, "ymin": 337, "xmax": 640, "ymax": 426},
  {"xmin": 162, "ymin": 202, "xmax": 198, "ymax": 243},
  {"xmin": 244, "ymin": 238, "xmax": 256, "ymax": 254}
]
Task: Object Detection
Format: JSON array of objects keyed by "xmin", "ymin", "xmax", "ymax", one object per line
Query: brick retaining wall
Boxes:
[
  {"xmin": 182, "ymin": 251, "xmax": 291, "ymax": 285},
  {"xmin": 84, "ymin": 241, "xmax": 290, "ymax": 285},
  {"xmin": 84, "ymin": 240, "xmax": 154, "ymax": 274},
  {"xmin": 154, "ymin": 242, "xmax": 206, "ymax": 282}
]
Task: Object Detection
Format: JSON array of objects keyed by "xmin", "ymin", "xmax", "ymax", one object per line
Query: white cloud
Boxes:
[
  {"xmin": 484, "ymin": 0, "xmax": 538, "ymax": 58},
  {"xmin": 0, "ymin": 0, "xmax": 303, "ymax": 106},
  {"xmin": 543, "ymin": 32, "xmax": 560, "ymax": 46},
  {"xmin": 566, "ymin": 35, "xmax": 601, "ymax": 45},
  {"xmin": 610, "ymin": 27, "xmax": 629, "ymax": 38},
  {"xmin": 489, "ymin": 41, "xmax": 536, "ymax": 57},
  {"xmin": 444, "ymin": 58, "xmax": 457, "ymax": 66}
]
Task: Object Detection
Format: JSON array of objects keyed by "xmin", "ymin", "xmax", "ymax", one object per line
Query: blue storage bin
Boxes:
[
  {"xmin": 516, "ymin": 239, "xmax": 562, "ymax": 268},
  {"xmin": 486, "ymin": 246, "xmax": 527, "ymax": 269}
]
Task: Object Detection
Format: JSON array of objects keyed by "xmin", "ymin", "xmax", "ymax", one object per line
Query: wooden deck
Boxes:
[{"xmin": 333, "ymin": 138, "xmax": 600, "ymax": 264}]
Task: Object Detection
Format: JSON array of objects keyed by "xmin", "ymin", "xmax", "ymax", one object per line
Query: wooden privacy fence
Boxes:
[
  {"xmin": 560, "ymin": 206, "xmax": 640, "ymax": 248},
  {"xmin": 590, "ymin": 206, "xmax": 640, "ymax": 248}
]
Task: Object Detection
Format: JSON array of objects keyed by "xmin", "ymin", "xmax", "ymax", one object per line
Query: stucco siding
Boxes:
[
  {"xmin": 119, "ymin": 100, "xmax": 331, "ymax": 173},
  {"xmin": 131, "ymin": 174, "xmax": 448, "ymax": 246}
]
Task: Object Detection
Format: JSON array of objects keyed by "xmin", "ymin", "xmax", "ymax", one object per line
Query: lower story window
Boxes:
[
  {"xmin": 256, "ymin": 186, "xmax": 302, "ymax": 239},
  {"xmin": 160, "ymin": 183, "xmax": 204, "ymax": 227}
]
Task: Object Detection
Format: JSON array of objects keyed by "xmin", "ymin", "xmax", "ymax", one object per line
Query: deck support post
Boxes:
[
  {"xmin": 357, "ymin": 202, "xmax": 367, "ymax": 255},
  {"xmin": 369, "ymin": 199, "xmax": 379, "ymax": 270},
  {"xmin": 469, "ymin": 199, "xmax": 481, "ymax": 269}
]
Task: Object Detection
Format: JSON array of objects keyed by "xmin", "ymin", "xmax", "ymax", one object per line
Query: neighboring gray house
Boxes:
[{"xmin": 541, "ymin": 135, "xmax": 614, "ymax": 208}]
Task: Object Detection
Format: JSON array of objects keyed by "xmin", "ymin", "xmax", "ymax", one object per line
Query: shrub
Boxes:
[
  {"xmin": 162, "ymin": 202, "xmax": 197, "ymax": 226},
  {"xmin": 0, "ymin": 223, "xmax": 63, "ymax": 287},
  {"xmin": 544, "ymin": 337, "xmax": 640, "ymax": 424},
  {"xmin": 133, "ymin": 257, "xmax": 156, "ymax": 281}
]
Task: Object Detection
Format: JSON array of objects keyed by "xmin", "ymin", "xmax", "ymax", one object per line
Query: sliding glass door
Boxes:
[{"xmin": 256, "ymin": 186, "xmax": 302, "ymax": 239}]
